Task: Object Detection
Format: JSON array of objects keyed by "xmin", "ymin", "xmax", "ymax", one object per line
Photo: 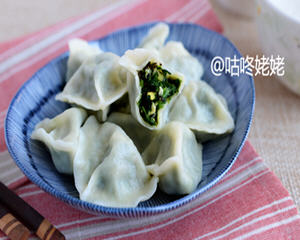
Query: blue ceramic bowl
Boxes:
[{"xmin": 5, "ymin": 22, "xmax": 255, "ymax": 217}]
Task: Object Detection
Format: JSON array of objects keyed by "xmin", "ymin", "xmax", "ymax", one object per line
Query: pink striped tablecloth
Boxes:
[{"xmin": 0, "ymin": 0, "xmax": 300, "ymax": 239}]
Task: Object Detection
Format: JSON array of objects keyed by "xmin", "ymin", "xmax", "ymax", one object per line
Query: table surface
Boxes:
[{"xmin": 1, "ymin": 0, "xmax": 299, "ymax": 210}]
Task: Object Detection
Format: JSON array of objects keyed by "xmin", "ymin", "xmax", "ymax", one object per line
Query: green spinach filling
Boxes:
[{"xmin": 137, "ymin": 61, "xmax": 182, "ymax": 126}]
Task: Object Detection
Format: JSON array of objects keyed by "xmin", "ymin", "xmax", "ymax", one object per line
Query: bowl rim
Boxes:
[{"xmin": 4, "ymin": 21, "xmax": 255, "ymax": 217}]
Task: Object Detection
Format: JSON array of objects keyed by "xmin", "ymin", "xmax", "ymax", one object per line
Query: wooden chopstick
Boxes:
[
  {"xmin": 0, "ymin": 182, "xmax": 65, "ymax": 240},
  {"xmin": 0, "ymin": 202, "xmax": 31, "ymax": 240}
]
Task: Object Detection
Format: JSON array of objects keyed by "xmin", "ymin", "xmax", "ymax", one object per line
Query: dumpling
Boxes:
[
  {"xmin": 119, "ymin": 48, "xmax": 185, "ymax": 130},
  {"xmin": 56, "ymin": 52, "xmax": 127, "ymax": 111},
  {"xmin": 31, "ymin": 107, "xmax": 87, "ymax": 174},
  {"xmin": 107, "ymin": 112, "xmax": 153, "ymax": 153},
  {"xmin": 66, "ymin": 38, "xmax": 102, "ymax": 81},
  {"xmin": 139, "ymin": 23, "xmax": 169, "ymax": 50},
  {"xmin": 73, "ymin": 116, "xmax": 115, "ymax": 193},
  {"xmin": 74, "ymin": 116, "xmax": 158, "ymax": 207},
  {"xmin": 159, "ymin": 41, "xmax": 204, "ymax": 83},
  {"xmin": 169, "ymin": 80, "xmax": 235, "ymax": 141},
  {"xmin": 143, "ymin": 122, "xmax": 203, "ymax": 195},
  {"xmin": 139, "ymin": 23, "xmax": 203, "ymax": 83}
]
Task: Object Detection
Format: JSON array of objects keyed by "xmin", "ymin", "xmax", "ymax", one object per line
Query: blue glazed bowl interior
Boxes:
[{"xmin": 5, "ymin": 22, "xmax": 254, "ymax": 217}]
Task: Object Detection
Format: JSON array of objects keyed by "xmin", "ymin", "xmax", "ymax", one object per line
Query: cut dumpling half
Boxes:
[
  {"xmin": 66, "ymin": 38, "xmax": 102, "ymax": 81},
  {"xmin": 107, "ymin": 112, "xmax": 153, "ymax": 153},
  {"xmin": 31, "ymin": 107, "xmax": 87, "ymax": 174},
  {"xmin": 169, "ymin": 80, "xmax": 235, "ymax": 141},
  {"xmin": 159, "ymin": 41, "xmax": 204, "ymax": 83},
  {"xmin": 139, "ymin": 23, "xmax": 169, "ymax": 50},
  {"xmin": 143, "ymin": 122, "xmax": 203, "ymax": 195},
  {"xmin": 139, "ymin": 24, "xmax": 203, "ymax": 83},
  {"xmin": 56, "ymin": 52, "xmax": 127, "ymax": 111},
  {"xmin": 74, "ymin": 116, "xmax": 158, "ymax": 207},
  {"xmin": 119, "ymin": 48, "xmax": 185, "ymax": 130}
]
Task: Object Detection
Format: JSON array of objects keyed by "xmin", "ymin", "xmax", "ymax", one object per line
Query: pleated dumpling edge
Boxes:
[
  {"xmin": 74, "ymin": 115, "xmax": 158, "ymax": 208},
  {"xmin": 31, "ymin": 107, "xmax": 87, "ymax": 174}
]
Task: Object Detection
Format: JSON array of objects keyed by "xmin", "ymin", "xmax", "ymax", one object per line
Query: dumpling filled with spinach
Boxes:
[{"xmin": 119, "ymin": 48, "xmax": 185, "ymax": 130}]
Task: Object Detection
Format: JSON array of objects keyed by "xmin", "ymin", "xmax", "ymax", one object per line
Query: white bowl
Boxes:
[{"xmin": 255, "ymin": 0, "xmax": 300, "ymax": 95}]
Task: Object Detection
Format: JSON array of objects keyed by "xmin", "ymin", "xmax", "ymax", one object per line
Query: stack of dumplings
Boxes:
[{"xmin": 31, "ymin": 23, "xmax": 234, "ymax": 208}]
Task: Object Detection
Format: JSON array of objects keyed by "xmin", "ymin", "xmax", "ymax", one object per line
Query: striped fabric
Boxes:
[{"xmin": 0, "ymin": 0, "xmax": 299, "ymax": 239}]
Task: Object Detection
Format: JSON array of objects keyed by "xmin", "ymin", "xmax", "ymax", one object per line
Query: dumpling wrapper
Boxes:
[
  {"xmin": 169, "ymin": 80, "xmax": 235, "ymax": 141},
  {"xmin": 119, "ymin": 48, "xmax": 185, "ymax": 130},
  {"xmin": 83, "ymin": 108, "xmax": 110, "ymax": 123},
  {"xmin": 139, "ymin": 23, "xmax": 169, "ymax": 50},
  {"xmin": 95, "ymin": 108, "xmax": 110, "ymax": 122},
  {"xmin": 139, "ymin": 24, "xmax": 203, "ymax": 83},
  {"xmin": 107, "ymin": 112, "xmax": 153, "ymax": 153},
  {"xmin": 31, "ymin": 107, "xmax": 87, "ymax": 174},
  {"xmin": 74, "ymin": 116, "xmax": 119, "ymax": 193},
  {"xmin": 66, "ymin": 38, "xmax": 102, "ymax": 81},
  {"xmin": 74, "ymin": 116, "xmax": 158, "ymax": 207},
  {"xmin": 56, "ymin": 52, "xmax": 127, "ymax": 111},
  {"xmin": 143, "ymin": 121, "xmax": 203, "ymax": 195},
  {"xmin": 159, "ymin": 41, "xmax": 204, "ymax": 83}
]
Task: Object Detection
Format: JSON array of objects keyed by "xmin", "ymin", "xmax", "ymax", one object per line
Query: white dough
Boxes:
[
  {"xmin": 159, "ymin": 41, "xmax": 204, "ymax": 83},
  {"xmin": 169, "ymin": 80, "xmax": 235, "ymax": 141},
  {"xmin": 31, "ymin": 107, "xmax": 87, "ymax": 174},
  {"xmin": 56, "ymin": 52, "xmax": 127, "ymax": 111},
  {"xmin": 139, "ymin": 23, "xmax": 169, "ymax": 50},
  {"xmin": 66, "ymin": 38, "xmax": 102, "ymax": 81},
  {"xmin": 143, "ymin": 121, "xmax": 203, "ymax": 195},
  {"xmin": 74, "ymin": 116, "xmax": 158, "ymax": 207}
]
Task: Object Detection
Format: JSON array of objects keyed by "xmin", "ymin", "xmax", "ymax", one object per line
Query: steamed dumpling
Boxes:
[
  {"xmin": 31, "ymin": 107, "xmax": 87, "ymax": 174},
  {"xmin": 139, "ymin": 24, "xmax": 203, "ymax": 83},
  {"xmin": 169, "ymin": 80, "xmax": 235, "ymax": 141},
  {"xmin": 66, "ymin": 38, "xmax": 102, "ymax": 81},
  {"xmin": 159, "ymin": 41, "xmax": 204, "ymax": 83},
  {"xmin": 74, "ymin": 116, "xmax": 158, "ymax": 207},
  {"xmin": 139, "ymin": 23, "xmax": 169, "ymax": 50},
  {"xmin": 119, "ymin": 48, "xmax": 185, "ymax": 130},
  {"xmin": 73, "ymin": 116, "xmax": 116, "ymax": 193},
  {"xmin": 107, "ymin": 112, "xmax": 153, "ymax": 153},
  {"xmin": 56, "ymin": 52, "xmax": 127, "ymax": 111},
  {"xmin": 143, "ymin": 122, "xmax": 203, "ymax": 195}
]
